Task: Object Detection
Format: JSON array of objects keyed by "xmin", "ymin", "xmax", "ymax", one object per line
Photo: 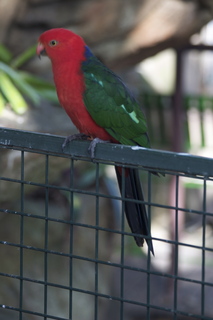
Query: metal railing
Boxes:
[{"xmin": 0, "ymin": 127, "xmax": 213, "ymax": 320}]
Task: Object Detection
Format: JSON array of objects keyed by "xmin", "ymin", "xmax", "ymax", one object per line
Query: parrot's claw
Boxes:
[
  {"xmin": 88, "ymin": 138, "xmax": 109, "ymax": 158},
  {"xmin": 62, "ymin": 133, "xmax": 90, "ymax": 151}
]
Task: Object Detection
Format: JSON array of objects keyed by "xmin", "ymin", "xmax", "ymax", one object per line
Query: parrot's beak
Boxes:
[{"xmin": 36, "ymin": 42, "xmax": 46, "ymax": 59}]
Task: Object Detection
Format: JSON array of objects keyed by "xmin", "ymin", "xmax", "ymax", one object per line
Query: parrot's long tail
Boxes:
[{"xmin": 115, "ymin": 166, "xmax": 154, "ymax": 255}]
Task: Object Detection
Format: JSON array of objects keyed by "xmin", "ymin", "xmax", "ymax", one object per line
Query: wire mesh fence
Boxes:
[{"xmin": 0, "ymin": 127, "xmax": 213, "ymax": 320}]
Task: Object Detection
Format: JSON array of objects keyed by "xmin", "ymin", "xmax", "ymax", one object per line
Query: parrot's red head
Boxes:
[{"xmin": 36, "ymin": 28, "xmax": 86, "ymax": 63}]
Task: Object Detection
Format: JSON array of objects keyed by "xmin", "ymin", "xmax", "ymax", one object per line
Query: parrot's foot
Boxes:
[
  {"xmin": 62, "ymin": 133, "xmax": 90, "ymax": 150},
  {"xmin": 88, "ymin": 138, "xmax": 109, "ymax": 158}
]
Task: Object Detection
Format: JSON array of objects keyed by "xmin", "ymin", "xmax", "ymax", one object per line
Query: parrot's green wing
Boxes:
[{"xmin": 81, "ymin": 46, "xmax": 150, "ymax": 147}]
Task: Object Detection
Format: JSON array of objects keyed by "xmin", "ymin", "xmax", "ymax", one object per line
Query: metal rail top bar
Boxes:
[{"xmin": 0, "ymin": 127, "xmax": 213, "ymax": 177}]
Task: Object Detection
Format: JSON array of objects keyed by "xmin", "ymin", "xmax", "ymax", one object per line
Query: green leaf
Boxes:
[
  {"xmin": 0, "ymin": 62, "xmax": 40, "ymax": 105},
  {"xmin": 0, "ymin": 92, "xmax": 5, "ymax": 113},
  {"xmin": 0, "ymin": 71, "xmax": 28, "ymax": 114},
  {"xmin": 38, "ymin": 89, "xmax": 58, "ymax": 103},
  {"xmin": 11, "ymin": 44, "xmax": 37, "ymax": 69},
  {"xmin": 20, "ymin": 72, "xmax": 58, "ymax": 103},
  {"xmin": 20, "ymin": 71, "xmax": 55, "ymax": 90},
  {"xmin": 0, "ymin": 43, "xmax": 59, "ymax": 112},
  {"xmin": 0, "ymin": 44, "xmax": 12, "ymax": 64}
]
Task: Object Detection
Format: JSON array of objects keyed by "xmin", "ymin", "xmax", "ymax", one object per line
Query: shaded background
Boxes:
[{"xmin": 1, "ymin": 0, "xmax": 213, "ymax": 319}]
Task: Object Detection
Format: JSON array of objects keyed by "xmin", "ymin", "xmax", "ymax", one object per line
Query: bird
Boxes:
[{"xmin": 36, "ymin": 28, "xmax": 154, "ymax": 254}]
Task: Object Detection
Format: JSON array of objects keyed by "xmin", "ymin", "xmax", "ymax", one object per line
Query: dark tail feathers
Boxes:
[{"xmin": 115, "ymin": 166, "xmax": 154, "ymax": 255}]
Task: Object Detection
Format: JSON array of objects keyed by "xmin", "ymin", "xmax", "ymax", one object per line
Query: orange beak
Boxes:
[{"xmin": 36, "ymin": 42, "xmax": 46, "ymax": 59}]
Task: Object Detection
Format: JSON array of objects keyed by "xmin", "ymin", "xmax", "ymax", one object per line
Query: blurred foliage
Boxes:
[{"xmin": 0, "ymin": 44, "xmax": 58, "ymax": 115}]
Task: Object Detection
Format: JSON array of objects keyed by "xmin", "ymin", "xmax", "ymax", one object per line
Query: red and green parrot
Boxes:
[{"xmin": 36, "ymin": 28, "xmax": 154, "ymax": 254}]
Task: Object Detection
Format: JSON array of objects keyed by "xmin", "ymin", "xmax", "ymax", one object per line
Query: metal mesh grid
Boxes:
[{"xmin": 0, "ymin": 127, "xmax": 213, "ymax": 320}]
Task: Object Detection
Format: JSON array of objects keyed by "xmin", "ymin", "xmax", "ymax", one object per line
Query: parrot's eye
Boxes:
[{"xmin": 49, "ymin": 40, "xmax": 58, "ymax": 47}]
